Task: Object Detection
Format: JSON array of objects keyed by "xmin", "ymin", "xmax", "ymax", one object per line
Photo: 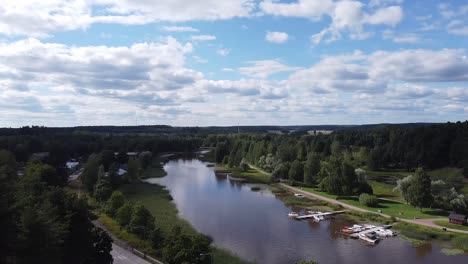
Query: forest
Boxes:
[
  {"xmin": 0, "ymin": 121, "xmax": 467, "ymax": 263},
  {"xmin": 209, "ymin": 121, "xmax": 468, "ymax": 213}
]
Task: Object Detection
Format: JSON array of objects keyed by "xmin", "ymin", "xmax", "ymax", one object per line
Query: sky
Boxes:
[{"xmin": 0, "ymin": 0, "xmax": 467, "ymax": 127}]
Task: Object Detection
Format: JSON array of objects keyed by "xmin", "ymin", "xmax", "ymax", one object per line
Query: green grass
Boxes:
[
  {"xmin": 366, "ymin": 170, "xmax": 410, "ymax": 180},
  {"xmin": 368, "ymin": 180, "xmax": 402, "ymax": 201},
  {"xmin": 462, "ymin": 184, "xmax": 468, "ymax": 197},
  {"xmin": 300, "ymin": 187, "xmax": 448, "ymax": 219},
  {"xmin": 140, "ymin": 157, "xmax": 167, "ymax": 179},
  {"xmin": 218, "ymin": 164, "xmax": 272, "ymax": 184},
  {"xmin": 428, "ymin": 167, "xmax": 463, "ymax": 178},
  {"xmin": 233, "ymin": 168, "xmax": 271, "ymax": 184},
  {"xmin": 434, "ymin": 220, "xmax": 468, "ymax": 232},
  {"xmin": 119, "ymin": 182, "xmax": 195, "ymax": 235}
]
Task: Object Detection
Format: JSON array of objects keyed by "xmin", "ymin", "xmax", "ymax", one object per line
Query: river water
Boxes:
[{"xmin": 145, "ymin": 157, "xmax": 468, "ymax": 264}]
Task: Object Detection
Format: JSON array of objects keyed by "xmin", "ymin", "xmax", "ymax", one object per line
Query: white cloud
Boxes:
[
  {"xmin": 382, "ymin": 30, "xmax": 421, "ymax": 43},
  {"xmin": 289, "ymin": 49, "xmax": 468, "ymax": 93},
  {"xmin": 0, "ymin": 0, "xmax": 256, "ymax": 37},
  {"xmin": 239, "ymin": 60, "xmax": 301, "ymax": 79},
  {"xmin": 364, "ymin": 6, "xmax": 403, "ymax": 26},
  {"xmin": 162, "ymin": 26, "xmax": 199, "ymax": 32},
  {"xmin": 261, "ymin": 0, "xmax": 403, "ymax": 44},
  {"xmin": 216, "ymin": 48, "xmax": 231, "ymax": 56},
  {"xmin": 191, "ymin": 35, "xmax": 216, "ymax": 41},
  {"xmin": 368, "ymin": 0, "xmax": 403, "ymax": 8},
  {"xmin": 265, "ymin": 31, "xmax": 289, "ymax": 44}
]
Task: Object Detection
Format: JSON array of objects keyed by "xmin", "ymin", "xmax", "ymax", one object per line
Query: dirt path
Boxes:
[{"xmin": 279, "ymin": 183, "xmax": 468, "ymax": 235}]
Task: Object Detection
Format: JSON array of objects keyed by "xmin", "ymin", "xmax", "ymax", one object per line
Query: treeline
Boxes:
[
  {"xmin": 208, "ymin": 121, "xmax": 468, "ymax": 177},
  {"xmin": 335, "ymin": 121, "xmax": 468, "ymax": 170},
  {"xmin": 0, "ymin": 150, "xmax": 113, "ymax": 264},
  {"xmin": 0, "ymin": 133, "xmax": 203, "ymax": 164}
]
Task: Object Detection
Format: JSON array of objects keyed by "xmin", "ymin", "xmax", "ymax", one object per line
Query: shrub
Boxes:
[
  {"xmin": 452, "ymin": 236, "xmax": 468, "ymax": 252},
  {"xmin": 359, "ymin": 193, "xmax": 379, "ymax": 207}
]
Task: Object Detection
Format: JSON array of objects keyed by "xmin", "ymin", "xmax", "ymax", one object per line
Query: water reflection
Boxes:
[{"xmin": 145, "ymin": 158, "xmax": 467, "ymax": 264}]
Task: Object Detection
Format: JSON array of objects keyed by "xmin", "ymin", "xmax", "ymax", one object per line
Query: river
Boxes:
[{"xmin": 145, "ymin": 157, "xmax": 468, "ymax": 264}]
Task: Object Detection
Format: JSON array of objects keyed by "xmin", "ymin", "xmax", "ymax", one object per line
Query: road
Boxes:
[
  {"xmin": 111, "ymin": 243, "xmax": 151, "ymax": 264},
  {"xmin": 279, "ymin": 183, "xmax": 468, "ymax": 235}
]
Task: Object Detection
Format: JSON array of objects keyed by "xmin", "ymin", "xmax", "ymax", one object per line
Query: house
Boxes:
[
  {"xmin": 66, "ymin": 161, "xmax": 80, "ymax": 174},
  {"xmin": 448, "ymin": 213, "xmax": 467, "ymax": 225}
]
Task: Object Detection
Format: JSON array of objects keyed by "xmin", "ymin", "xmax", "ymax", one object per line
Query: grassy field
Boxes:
[
  {"xmin": 368, "ymin": 180, "xmax": 402, "ymax": 201},
  {"xmin": 300, "ymin": 187, "xmax": 448, "ymax": 219},
  {"xmin": 140, "ymin": 157, "xmax": 167, "ymax": 179},
  {"xmin": 434, "ymin": 220, "xmax": 468, "ymax": 232},
  {"xmin": 217, "ymin": 164, "xmax": 272, "ymax": 184},
  {"xmin": 232, "ymin": 168, "xmax": 271, "ymax": 184}
]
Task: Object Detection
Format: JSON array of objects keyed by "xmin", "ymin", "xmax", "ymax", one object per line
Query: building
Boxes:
[{"xmin": 448, "ymin": 213, "xmax": 467, "ymax": 225}]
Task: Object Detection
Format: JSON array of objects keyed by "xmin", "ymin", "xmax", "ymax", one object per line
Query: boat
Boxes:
[
  {"xmin": 294, "ymin": 193, "xmax": 304, "ymax": 198},
  {"xmin": 375, "ymin": 228, "xmax": 396, "ymax": 237},
  {"xmin": 288, "ymin": 212, "xmax": 299, "ymax": 218},
  {"xmin": 360, "ymin": 232, "xmax": 380, "ymax": 244}
]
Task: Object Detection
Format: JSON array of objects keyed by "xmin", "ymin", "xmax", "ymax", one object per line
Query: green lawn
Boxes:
[
  {"xmin": 434, "ymin": 220, "xmax": 468, "ymax": 232},
  {"xmin": 234, "ymin": 168, "xmax": 271, "ymax": 184},
  {"xmin": 300, "ymin": 187, "xmax": 448, "ymax": 219},
  {"xmin": 366, "ymin": 170, "xmax": 411, "ymax": 180},
  {"xmin": 218, "ymin": 164, "xmax": 272, "ymax": 184},
  {"xmin": 368, "ymin": 180, "xmax": 403, "ymax": 201}
]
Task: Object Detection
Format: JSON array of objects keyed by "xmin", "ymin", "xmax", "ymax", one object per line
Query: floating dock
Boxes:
[
  {"xmin": 341, "ymin": 224, "xmax": 396, "ymax": 244},
  {"xmin": 293, "ymin": 210, "xmax": 347, "ymax": 221}
]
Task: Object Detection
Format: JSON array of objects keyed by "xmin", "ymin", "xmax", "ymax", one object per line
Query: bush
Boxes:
[
  {"xmin": 359, "ymin": 193, "xmax": 379, "ymax": 207},
  {"xmin": 452, "ymin": 236, "xmax": 468, "ymax": 252}
]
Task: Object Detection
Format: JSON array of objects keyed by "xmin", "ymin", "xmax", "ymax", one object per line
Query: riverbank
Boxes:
[
  {"xmin": 122, "ymin": 166, "xmax": 251, "ymax": 264},
  {"xmin": 214, "ymin": 164, "xmax": 271, "ymax": 184}
]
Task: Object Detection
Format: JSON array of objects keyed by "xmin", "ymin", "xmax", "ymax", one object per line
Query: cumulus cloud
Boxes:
[
  {"xmin": 289, "ymin": 49, "xmax": 468, "ymax": 93},
  {"xmin": 265, "ymin": 31, "xmax": 289, "ymax": 44},
  {"xmin": 0, "ymin": 37, "xmax": 202, "ymax": 108},
  {"xmin": 0, "ymin": 0, "xmax": 256, "ymax": 37},
  {"xmin": 260, "ymin": 0, "xmax": 403, "ymax": 44}
]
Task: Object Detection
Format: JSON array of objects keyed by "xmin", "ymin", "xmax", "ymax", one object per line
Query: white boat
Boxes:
[
  {"xmin": 360, "ymin": 232, "xmax": 380, "ymax": 244},
  {"xmin": 294, "ymin": 193, "xmax": 304, "ymax": 198},
  {"xmin": 375, "ymin": 229, "xmax": 396, "ymax": 237},
  {"xmin": 288, "ymin": 212, "xmax": 299, "ymax": 218}
]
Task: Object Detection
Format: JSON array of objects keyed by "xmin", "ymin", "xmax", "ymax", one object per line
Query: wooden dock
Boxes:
[{"xmin": 295, "ymin": 210, "xmax": 347, "ymax": 220}]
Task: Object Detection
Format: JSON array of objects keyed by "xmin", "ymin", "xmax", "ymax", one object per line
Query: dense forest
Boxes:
[
  {"xmin": 0, "ymin": 121, "xmax": 467, "ymax": 263},
  {"xmin": 209, "ymin": 121, "xmax": 468, "ymax": 212},
  {"xmin": 0, "ymin": 133, "xmax": 204, "ymax": 264}
]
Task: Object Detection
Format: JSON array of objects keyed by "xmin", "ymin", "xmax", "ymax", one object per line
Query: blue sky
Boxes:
[{"xmin": 0, "ymin": 0, "xmax": 467, "ymax": 127}]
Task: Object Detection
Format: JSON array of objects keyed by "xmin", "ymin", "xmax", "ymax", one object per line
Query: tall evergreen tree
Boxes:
[
  {"xmin": 304, "ymin": 152, "xmax": 320, "ymax": 185},
  {"xmin": 407, "ymin": 168, "xmax": 433, "ymax": 211}
]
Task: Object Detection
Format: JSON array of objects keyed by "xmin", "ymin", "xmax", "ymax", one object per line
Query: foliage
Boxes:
[
  {"xmin": 289, "ymin": 160, "xmax": 304, "ymax": 182},
  {"xmin": 359, "ymin": 193, "xmax": 379, "ymax": 207},
  {"xmin": 116, "ymin": 202, "xmax": 134, "ymax": 227},
  {"xmin": 129, "ymin": 203, "xmax": 156, "ymax": 240},
  {"xmin": 127, "ymin": 159, "xmax": 140, "ymax": 182},
  {"xmin": 162, "ymin": 226, "xmax": 212, "ymax": 264},
  {"xmin": 407, "ymin": 168, "xmax": 433, "ymax": 210},
  {"xmin": 107, "ymin": 191, "xmax": 125, "ymax": 216},
  {"xmin": 93, "ymin": 165, "xmax": 112, "ymax": 202},
  {"xmin": 82, "ymin": 154, "xmax": 100, "ymax": 193},
  {"xmin": 304, "ymin": 152, "xmax": 320, "ymax": 185}
]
